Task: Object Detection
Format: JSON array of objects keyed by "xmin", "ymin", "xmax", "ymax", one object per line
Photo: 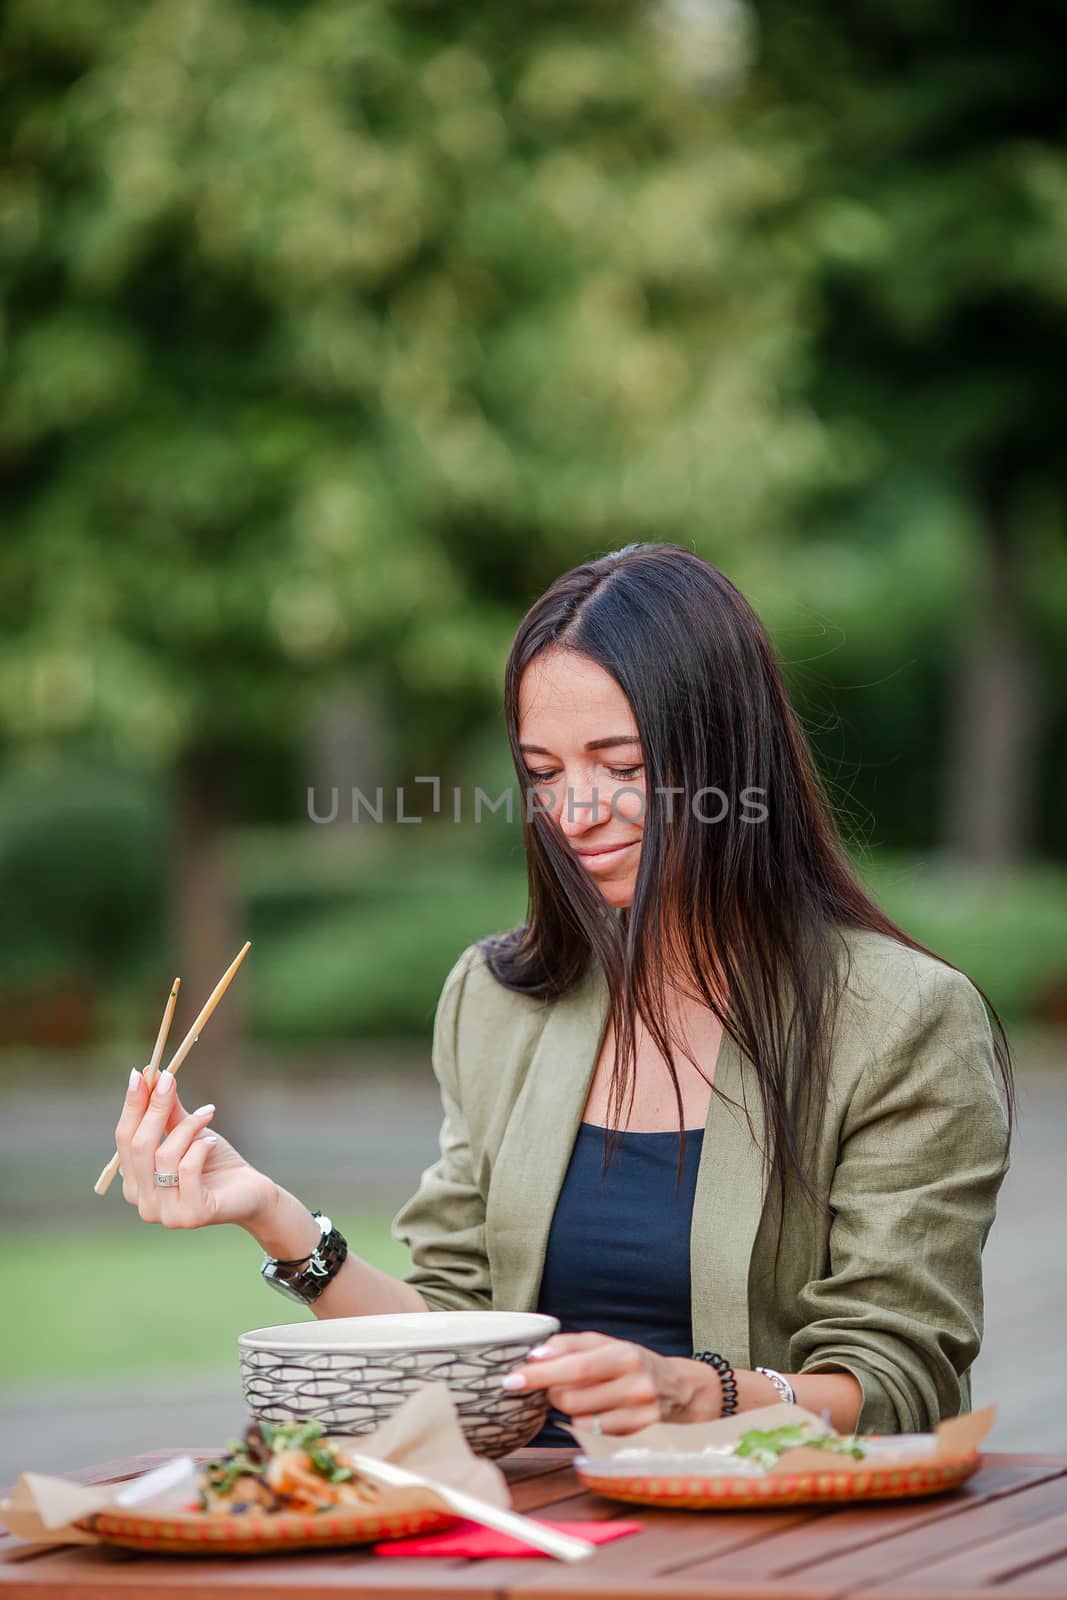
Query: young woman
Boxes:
[{"xmin": 113, "ymin": 543, "xmax": 1014, "ymax": 1444}]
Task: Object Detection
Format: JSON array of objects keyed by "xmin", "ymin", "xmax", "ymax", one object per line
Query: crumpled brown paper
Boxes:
[
  {"xmin": 564, "ymin": 1400, "xmax": 997, "ymax": 1473},
  {"xmin": 0, "ymin": 1381, "xmax": 509, "ymax": 1547}
]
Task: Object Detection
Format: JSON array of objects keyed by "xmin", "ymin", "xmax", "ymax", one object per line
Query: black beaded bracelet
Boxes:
[{"xmin": 692, "ymin": 1350, "xmax": 739, "ymax": 1416}]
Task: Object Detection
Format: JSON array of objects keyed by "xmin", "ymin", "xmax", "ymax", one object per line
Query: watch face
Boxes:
[{"xmin": 263, "ymin": 1270, "xmax": 312, "ymax": 1304}]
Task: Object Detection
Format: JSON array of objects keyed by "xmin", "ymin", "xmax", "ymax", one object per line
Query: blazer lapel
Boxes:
[
  {"xmin": 486, "ymin": 959, "xmax": 771, "ymax": 1376},
  {"xmin": 689, "ymin": 1021, "xmax": 770, "ymax": 1373},
  {"xmin": 486, "ymin": 959, "xmax": 612, "ymax": 1317}
]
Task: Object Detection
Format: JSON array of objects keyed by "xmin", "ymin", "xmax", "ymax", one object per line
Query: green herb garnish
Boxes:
[
  {"xmin": 202, "ymin": 1418, "xmax": 353, "ymax": 1497},
  {"xmin": 307, "ymin": 1444, "xmax": 354, "ymax": 1482},
  {"xmin": 259, "ymin": 1419, "xmax": 327, "ymax": 1452},
  {"xmin": 734, "ymin": 1424, "xmax": 865, "ymax": 1470},
  {"xmin": 204, "ymin": 1438, "xmax": 261, "ymax": 1495}
]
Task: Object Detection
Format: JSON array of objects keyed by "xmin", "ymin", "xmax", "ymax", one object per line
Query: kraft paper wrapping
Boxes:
[
  {"xmin": 565, "ymin": 1400, "xmax": 998, "ymax": 1472},
  {"xmin": 0, "ymin": 1382, "xmax": 509, "ymax": 1546}
]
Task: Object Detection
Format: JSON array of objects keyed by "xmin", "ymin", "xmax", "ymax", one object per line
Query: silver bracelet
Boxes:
[{"xmin": 755, "ymin": 1365, "xmax": 796, "ymax": 1405}]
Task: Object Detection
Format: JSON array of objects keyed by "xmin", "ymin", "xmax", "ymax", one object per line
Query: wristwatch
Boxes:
[{"xmin": 260, "ymin": 1211, "xmax": 348, "ymax": 1305}]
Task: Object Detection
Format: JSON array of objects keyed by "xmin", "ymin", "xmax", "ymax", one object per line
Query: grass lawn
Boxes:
[{"xmin": 3, "ymin": 1220, "xmax": 409, "ymax": 1383}]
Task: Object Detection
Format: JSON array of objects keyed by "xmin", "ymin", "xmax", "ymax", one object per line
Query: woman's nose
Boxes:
[{"xmin": 556, "ymin": 775, "xmax": 612, "ymax": 834}]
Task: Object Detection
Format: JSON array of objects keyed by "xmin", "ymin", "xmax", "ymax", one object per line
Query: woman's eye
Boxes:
[{"xmin": 525, "ymin": 765, "xmax": 642, "ymax": 783}]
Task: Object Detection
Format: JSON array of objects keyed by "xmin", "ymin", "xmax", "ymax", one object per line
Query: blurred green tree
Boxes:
[
  {"xmin": 0, "ymin": 0, "xmax": 815, "ymax": 1064},
  {"xmin": 755, "ymin": 0, "xmax": 1067, "ymax": 866}
]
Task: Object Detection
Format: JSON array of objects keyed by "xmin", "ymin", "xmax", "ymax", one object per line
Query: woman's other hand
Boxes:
[
  {"xmin": 113, "ymin": 1065, "xmax": 275, "ymax": 1230},
  {"xmin": 501, "ymin": 1331, "xmax": 716, "ymax": 1433}
]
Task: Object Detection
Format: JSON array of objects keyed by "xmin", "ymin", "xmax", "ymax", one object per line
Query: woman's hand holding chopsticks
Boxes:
[
  {"xmin": 109, "ymin": 1061, "xmax": 434, "ymax": 1316},
  {"xmin": 113, "ymin": 1067, "xmax": 275, "ymax": 1229},
  {"xmin": 104, "ymin": 940, "xmax": 434, "ymax": 1317}
]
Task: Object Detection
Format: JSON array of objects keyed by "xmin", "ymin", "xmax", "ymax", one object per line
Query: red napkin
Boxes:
[{"xmin": 373, "ymin": 1517, "xmax": 642, "ymax": 1559}]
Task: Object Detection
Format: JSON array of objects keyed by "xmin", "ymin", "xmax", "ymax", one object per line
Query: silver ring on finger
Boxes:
[{"xmin": 154, "ymin": 1171, "xmax": 180, "ymax": 1187}]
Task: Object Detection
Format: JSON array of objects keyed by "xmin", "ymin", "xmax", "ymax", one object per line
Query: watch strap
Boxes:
[{"xmin": 261, "ymin": 1211, "xmax": 348, "ymax": 1304}]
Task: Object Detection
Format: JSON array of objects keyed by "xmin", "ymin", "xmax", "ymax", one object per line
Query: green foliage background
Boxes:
[{"xmin": 1, "ymin": 0, "xmax": 1064, "ymax": 1044}]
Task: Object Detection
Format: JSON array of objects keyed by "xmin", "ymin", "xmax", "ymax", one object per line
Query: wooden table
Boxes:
[{"xmin": 4, "ymin": 1446, "xmax": 1067, "ymax": 1600}]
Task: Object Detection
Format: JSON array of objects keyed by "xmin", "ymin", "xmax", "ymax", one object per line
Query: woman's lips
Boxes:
[{"xmin": 574, "ymin": 840, "xmax": 638, "ymax": 868}]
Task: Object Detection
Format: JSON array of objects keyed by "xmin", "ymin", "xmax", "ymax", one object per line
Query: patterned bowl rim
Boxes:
[{"xmin": 238, "ymin": 1311, "xmax": 560, "ymax": 1354}]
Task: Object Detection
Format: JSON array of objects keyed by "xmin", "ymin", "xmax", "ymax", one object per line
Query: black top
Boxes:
[{"xmin": 529, "ymin": 1120, "xmax": 704, "ymax": 1447}]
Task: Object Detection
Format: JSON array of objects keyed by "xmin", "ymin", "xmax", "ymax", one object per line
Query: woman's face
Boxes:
[{"xmin": 518, "ymin": 650, "xmax": 645, "ymax": 909}]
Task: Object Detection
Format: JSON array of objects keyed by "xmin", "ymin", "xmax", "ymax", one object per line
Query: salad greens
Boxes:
[
  {"xmin": 734, "ymin": 1423, "xmax": 865, "ymax": 1470},
  {"xmin": 258, "ymin": 1419, "xmax": 354, "ymax": 1482},
  {"xmin": 203, "ymin": 1435, "xmax": 262, "ymax": 1497},
  {"xmin": 201, "ymin": 1418, "xmax": 354, "ymax": 1501}
]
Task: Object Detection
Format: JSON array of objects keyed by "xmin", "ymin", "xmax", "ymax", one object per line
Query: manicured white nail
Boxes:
[
  {"xmin": 128, "ymin": 1068, "xmax": 141, "ymax": 1091},
  {"xmin": 203, "ymin": 1135, "xmax": 218, "ymax": 1147},
  {"xmin": 194, "ymin": 1104, "xmax": 215, "ymax": 1117},
  {"xmin": 155, "ymin": 1070, "xmax": 174, "ymax": 1096},
  {"xmin": 500, "ymin": 1373, "xmax": 526, "ymax": 1390},
  {"xmin": 528, "ymin": 1345, "xmax": 553, "ymax": 1359}
]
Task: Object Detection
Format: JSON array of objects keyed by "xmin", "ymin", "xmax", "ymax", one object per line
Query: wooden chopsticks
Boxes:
[
  {"xmin": 157, "ymin": 941, "xmax": 251, "ymax": 1080},
  {"xmin": 144, "ymin": 977, "xmax": 182, "ymax": 1091},
  {"xmin": 92, "ymin": 941, "xmax": 251, "ymax": 1196},
  {"xmin": 93, "ymin": 977, "xmax": 180, "ymax": 1195}
]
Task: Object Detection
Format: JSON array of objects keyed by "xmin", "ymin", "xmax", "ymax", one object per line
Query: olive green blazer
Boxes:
[{"xmin": 391, "ymin": 925, "xmax": 1010, "ymax": 1435}]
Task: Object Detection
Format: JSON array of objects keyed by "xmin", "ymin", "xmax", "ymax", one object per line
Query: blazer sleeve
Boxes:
[
  {"xmin": 789, "ymin": 959, "xmax": 1011, "ymax": 1434},
  {"xmin": 390, "ymin": 945, "xmax": 494, "ymax": 1313}
]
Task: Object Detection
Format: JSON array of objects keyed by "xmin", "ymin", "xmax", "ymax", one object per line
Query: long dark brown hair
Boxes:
[{"xmin": 480, "ymin": 542, "xmax": 1015, "ymax": 1231}]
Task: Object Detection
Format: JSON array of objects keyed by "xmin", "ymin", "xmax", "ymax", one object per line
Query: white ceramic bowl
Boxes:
[{"xmin": 238, "ymin": 1310, "xmax": 560, "ymax": 1460}]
